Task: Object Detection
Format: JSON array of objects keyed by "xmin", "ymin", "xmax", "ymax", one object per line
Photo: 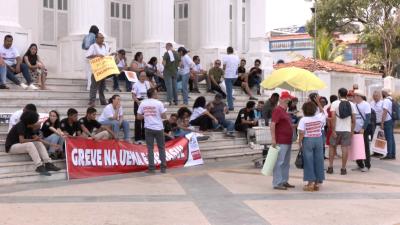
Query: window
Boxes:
[
  {"xmin": 42, "ymin": 0, "xmax": 68, "ymax": 44},
  {"xmin": 175, "ymin": 2, "xmax": 190, "ymax": 47},
  {"xmin": 110, "ymin": 1, "xmax": 132, "ymax": 50}
]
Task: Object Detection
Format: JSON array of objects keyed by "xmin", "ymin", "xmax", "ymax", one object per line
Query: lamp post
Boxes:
[{"xmin": 305, "ymin": 0, "xmax": 317, "ymax": 68}]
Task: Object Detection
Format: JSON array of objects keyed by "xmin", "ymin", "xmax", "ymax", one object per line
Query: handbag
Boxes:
[{"xmin": 295, "ymin": 148, "xmax": 303, "ymax": 169}]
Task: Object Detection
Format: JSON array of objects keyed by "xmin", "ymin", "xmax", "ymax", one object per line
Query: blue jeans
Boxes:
[
  {"xmin": 225, "ymin": 78, "xmax": 236, "ymax": 110},
  {"xmin": 272, "ymin": 144, "xmax": 292, "ymax": 187},
  {"xmin": 164, "ymin": 71, "xmax": 178, "ymax": 103},
  {"xmin": 180, "ymin": 72, "xmax": 190, "ymax": 105},
  {"xmin": 44, "ymin": 133, "xmax": 65, "ymax": 153},
  {"xmin": 6, "ymin": 63, "xmax": 33, "ymax": 85},
  {"xmin": 0, "ymin": 65, "xmax": 6, "ymax": 85},
  {"xmin": 220, "ymin": 119, "xmax": 234, "ymax": 132},
  {"xmin": 302, "ymin": 137, "xmax": 325, "ymax": 182},
  {"xmin": 384, "ymin": 120, "xmax": 396, "ymax": 158},
  {"xmin": 101, "ymin": 119, "xmax": 130, "ymax": 141}
]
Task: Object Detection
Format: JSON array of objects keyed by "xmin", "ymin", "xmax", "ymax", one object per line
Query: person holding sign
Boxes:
[
  {"xmin": 87, "ymin": 33, "xmax": 111, "ymax": 107},
  {"xmin": 137, "ymin": 88, "xmax": 168, "ymax": 173},
  {"xmin": 132, "ymin": 71, "xmax": 153, "ymax": 144}
]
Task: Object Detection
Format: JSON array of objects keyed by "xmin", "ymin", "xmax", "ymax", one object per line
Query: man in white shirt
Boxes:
[
  {"xmin": 87, "ymin": 33, "xmax": 111, "ymax": 107},
  {"xmin": 8, "ymin": 104, "xmax": 37, "ymax": 131},
  {"xmin": 222, "ymin": 47, "xmax": 240, "ymax": 111},
  {"xmin": 381, "ymin": 89, "xmax": 396, "ymax": 160},
  {"xmin": 327, "ymin": 88, "xmax": 356, "ymax": 175},
  {"xmin": 137, "ymin": 88, "xmax": 167, "ymax": 173},
  {"xmin": 353, "ymin": 90, "xmax": 371, "ymax": 171},
  {"xmin": 190, "ymin": 56, "xmax": 210, "ymax": 93},
  {"xmin": 0, "ymin": 35, "xmax": 37, "ymax": 90}
]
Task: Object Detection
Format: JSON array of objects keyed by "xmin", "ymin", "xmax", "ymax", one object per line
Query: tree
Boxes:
[
  {"xmin": 306, "ymin": 0, "xmax": 400, "ymax": 76},
  {"xmin": 316, "ymin": 29, "xmax": 345, "ymax": 62}
]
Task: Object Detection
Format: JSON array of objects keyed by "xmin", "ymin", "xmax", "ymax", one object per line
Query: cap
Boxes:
[
  {"xmin": 280, "ymin": 91, "xmax": 294, "ymax": 100},
  {"xmin": 353, "ymin": 89, "xmax": 365, "ymax": 97}
]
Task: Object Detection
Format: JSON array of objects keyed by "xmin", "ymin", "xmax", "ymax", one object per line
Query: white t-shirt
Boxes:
[
  {"xmin": 190, "ymin": 107, "xmax": 206, "ymax": 121},
  {"xmin": 330, "ymin": 99, "xmax": 356, "ymax": 132},
  {"xmin": 117, "ymin": 58, "xmax": 126, "ymax": 68},
  {"xmin": 132, "ymin": 81, "xmax": 151, "ymax": 99},
  {"xmin": 8, "ymin": 109, "xmax": 23, "ymax": 131},
  {"xmin": 193, "ymin": 63, "xmax": 202, "ymax": 73},
  {"xmin": 222, "ymin": 54, "xmax": 239, "ymax": 79},
  {"xmin": 370, "ymin": 100, "xmax": 383, "ymax": 123},
  {"xmin": 86, "ymin": 43, "xmax": 110, "ymax": 58},
  {"xmin": 382, "ymin": 97, "xmax": 393, "ymax": 122},
  {"xmin": 137, "ymin": 98, "xmax": 167, "ymax": 130},
  {"xmin": 180, "ymin": 54, "xmax": 194, "ymax": 74},
  {"xmin": 298, "ymin": 113, "xmax": 326, "ymax": 138},
  {"xmin": 0, "ymin": 45, "xmax": 20, "ymax": 66},
  {"xmin": 98, "ymin": 104, "xmax": 123, "ymax": 123},
  {"xmin": 354, "ymin": 101, "xmax": 371, "ymax": 132}
]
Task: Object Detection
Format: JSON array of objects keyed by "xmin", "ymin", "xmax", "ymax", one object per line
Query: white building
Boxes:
[{"xmin": 0, "ymin": 0, "xmax": 272, "ymax": 79}]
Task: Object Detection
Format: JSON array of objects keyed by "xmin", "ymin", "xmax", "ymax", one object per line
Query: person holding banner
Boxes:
[
  {"xmin": 98, "ymin": 95, "xmax": 130, "ymax": 143},
  {"xmin": 132, "ymin": 71, "xmax": 153, "ymax": 144},
  {"xmin": 137, "ymin": 88, "xmax": 168, "ymax": 173},
  {"xmin": 270, "ymin": 91, "xmax": 295, "ymax": 190},
  {"xmin": 353, "ymin": 90, "xmax": 371, "ymax": 171},
  {"xmin": 79, "ymin": 107, "xmax": 115, "ymax": 140},
  {"xmin": 87, "ymin": 33, "xmax": 111, "ymax": 107}
]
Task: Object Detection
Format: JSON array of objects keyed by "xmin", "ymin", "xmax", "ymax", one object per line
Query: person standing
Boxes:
[
  {"xmin": 162, "ymin": 43, "xmax": 180, "ymax": 106},
  {"xmin": 86, "ymin": 33, "xmax": 111, "ymax": 107},
  {"xmin": 222, "ymin": 46, "xmax": 240, "ymax": 111},
  {"xmin": 327, "ymin": 88, "xmax": 356, "ymax": 175},
  {"xmin": 98, "ymin": 95, "xmax": 130, "ymax": 143},
  {"xmin": 137, "ymin": 88, "xmax": 168, "ymax": 173},
  {"xmin": 381, "ymin": 89, "xmax": 396, "ymax": 160},
  {"xmin": 270, "ymin": 91, "xmax": 295, "ymax": 190},
  {"xmin": 177, "ymin": 47, "xmax": 194, "ymax": 106},
  {"xmin": 298, "ymin": 101, "xmax": 326, "ymax": 191},
  {"xmin": 82, "ymin": 25, "xmax": 99, "ymax": 91},
  {"xmin": 370, "ymin": 90, "xmax": 383, "ymax": 156},
  {"xmin": 0, "ymin": 35, "xmax": 37, "ymax": 90},
  {"xmin": 263, "ymin": 93, "xmax": 279, "ymax": 126},
  {"xmin": 353, "ymin": 90, "xmax": 371, "ymax": 171}
]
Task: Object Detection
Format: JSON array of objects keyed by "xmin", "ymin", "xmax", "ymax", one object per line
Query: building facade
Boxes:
[{"xmin": 0, "ymin": 0, "xmax": 272, "ymax": 79}]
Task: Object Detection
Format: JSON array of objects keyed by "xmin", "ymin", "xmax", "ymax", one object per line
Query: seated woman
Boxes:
[
  {"xmin": 5, "ymin": 111, "xmax": 61, "ymax": 176},
  {"xmin": 23, "ymin": 43, "xmax": 47, "ymax": 90},
  {"xmin": 98, "ymin": 95, "xmax": 130, "ymax": 142},
  {"xmin": 113, "ymin": 49, "xmax": 131, "ymax": 92},
  {"xmin": 147, "ymin": 57, "xmax": 165, "ymax": 91},
  {"xmin": 131, "ymin": 51, "xmax": 147, "ymax": 80},
  {"xmin": 41, "ymin": 110, "xmax": 65, "ymax": 159},
  {"xmin": 189, "ymin": 96, "xmax": 219, "ymax": 131}
]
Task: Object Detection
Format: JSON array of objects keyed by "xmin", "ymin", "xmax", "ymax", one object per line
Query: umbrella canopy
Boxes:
[{"xmin": 261, "ymin": 67, "xmax": 327, "ymax": 91}]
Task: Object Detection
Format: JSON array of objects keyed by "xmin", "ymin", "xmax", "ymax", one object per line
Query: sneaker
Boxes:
[
  {"xmin": 0, "ymin": 84, "xmax": 9, "ymax": 89},
  {"xmin": 340, "ymin": 168, "xmax": 347, "ymax": 175},
  {"xmin": 35, "ymin": 165, "xmax": 51, "ymax": 176},
  {"xmin": 273, "ymin": 186, "xmax": 287, "ymax": 190},
  {"xmin": 326, "ymin": 167, "xmax": 333, "ymax": 174},
  {"xmin": 225, "ymin": 132, "xmax": 235, "ymax": 137},
  {"xmin": 283, "ymin": 182, "xmax": 295, "ymax": 188},
  {"xmin": 114, "ymin": 88, "xmax": 122, "ymax": 92},
  {"xmin": 360, "ymin": 167, "xmax": 368, "ymax": 172},
  {"xmin": 28, "ymin": 84, "xmax": 39, "ymax": 90},
  {"xmin": 45, "ymin": 162, "xmax": 61, "ymax": 171},
  {"xmin": 20, "ymin": 83, "xmax": 28, "ymax": 89}
]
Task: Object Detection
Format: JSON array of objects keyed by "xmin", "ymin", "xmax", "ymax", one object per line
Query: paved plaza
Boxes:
[{"xmin": 0, "ymin": 148, "xmax": 400, "ymax": 225}]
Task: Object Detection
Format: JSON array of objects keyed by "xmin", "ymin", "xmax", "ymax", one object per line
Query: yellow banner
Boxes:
[{"xmin": 89, "ymin": 56, "xmax": 120, "ymax": 82}]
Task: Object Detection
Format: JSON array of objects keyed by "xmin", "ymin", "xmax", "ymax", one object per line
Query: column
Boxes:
[
  {"xmin": 199, "ymin": 0, "xmax": 230, "ymax": 49},
  {"xmin": 68, "ymin": 0, "xmax": 106, "ymax": 35},
  {"xmin": 0, "ymin": 0, "xmax": 20, "ymax": 27}
]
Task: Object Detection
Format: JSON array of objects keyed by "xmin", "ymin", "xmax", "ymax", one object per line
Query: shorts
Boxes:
[{"xmin": 329, "ymin": 131, "xmax": 351, "ymax": 147}]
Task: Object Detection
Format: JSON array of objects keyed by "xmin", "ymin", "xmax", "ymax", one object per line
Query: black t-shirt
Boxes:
[
  {"xmin": 60, "ymin": 118, "xmax": 81, "ymax": 136},
  {"xmin": 238, "ymin": 66, "xmax": 246, "ymax": 74},
  {"xmin": 163, "ymin": 120, "xmax": 177, "ymax": 133},
  {"xmin": 5, "ymin": 122, "xmax": 34, "ymax": 152},
  {"xmin": 78, "ymin": 117, "xmax": 101, "ymax": 133},
  {"xmin": 41, "ymin": 119, "xmax": 60, "ymax": 138},
  {"xmin": 235, "ymin": 108, "xmax": 255, "ymax": 126}
]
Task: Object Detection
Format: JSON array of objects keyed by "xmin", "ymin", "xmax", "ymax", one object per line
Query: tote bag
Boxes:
[{"xmin": 261, "ymin": 145, "xmax": 280, "ymax": 176}]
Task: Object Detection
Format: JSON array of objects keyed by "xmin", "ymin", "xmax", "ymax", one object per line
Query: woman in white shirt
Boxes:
[
  {"xmin": 98, "ymin": 95, "xmax": 130, "ymax": 142},
  {"xmin": 298, "ymin": 100, "xmax": 326, "ymax": 192},
  {"xmin": 177, "ymin": 47, "xmax": 194, "ymax": 105},
  {"xmin": 132, "ymin": 71, "xmax": 153, "ymax": 143},
  {"xmin": 189, "ymin": 96, "xmax": 219, "ymax": 131}
]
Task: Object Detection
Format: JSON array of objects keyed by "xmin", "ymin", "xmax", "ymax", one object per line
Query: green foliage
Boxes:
[{"xmin": 315, "ymin": 29, "xmax": 345, "ymax": 62}]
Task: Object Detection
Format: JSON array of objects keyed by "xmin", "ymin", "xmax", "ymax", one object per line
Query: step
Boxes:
[
  {"xmin": 200, "ymin": 144, "xmax": 254, "ymax": 156},
  {"xmin": 203, "ymin": 150, "xmax": 262, "ymax": 162},
  {"xmin": 0, "ymin": 170, "xmax": 67, "ymax": 186},
  {"xmin": 0, "ymin": 160, "xmax": 66, "ymax": 175},
  {"xmin": 198, "ymin": 137, "xmax": 247, "ymax": 148}
]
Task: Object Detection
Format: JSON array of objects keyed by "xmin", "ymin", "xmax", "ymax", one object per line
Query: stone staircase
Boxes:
[{"xmin": 0, "ymin": 77, "xmax": 266, "ymax": 186}]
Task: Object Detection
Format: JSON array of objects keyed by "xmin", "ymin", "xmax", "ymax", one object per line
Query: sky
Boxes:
[{"xmin": 265, "ymin": 0, "xmax": 313, "ymax": 31}]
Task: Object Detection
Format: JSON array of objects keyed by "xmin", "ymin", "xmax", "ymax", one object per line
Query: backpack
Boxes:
[
  {"xmin": 388, "ymin": 99, "xmax": 400, "ymax": 121},
  {"xmin": 337, "ymin": 100, "xmax": 353, "ymax": 119},
  {"xmin": 81, "ymin": 33, "xmax": 94, "ymax": 50}
]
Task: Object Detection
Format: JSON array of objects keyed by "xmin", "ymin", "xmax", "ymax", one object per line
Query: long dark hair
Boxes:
[
  {"xmin": 89, "ymin": 25, "xmax": 99, "ymax": 35},
  {"xmin": 24, "ymin": 43, "xmax": 38, "ymax": 65},
  {"xmin": 193, "ymin": 96, "xmax": 206, "ymax": 109},
  {"xmin": 48, "ymin": 110, "xmax": 60, "ymax": 126},
  {"xmin": 134, "ymin": 52, "xmax": 143, "ymax": 61},
  {"xmin": 108, "ymin": 94, "xmax": 120, "ymax": 104},
  {"xmin": 148, "ymin": 57, "xmax": 157, "ymax": 66}
]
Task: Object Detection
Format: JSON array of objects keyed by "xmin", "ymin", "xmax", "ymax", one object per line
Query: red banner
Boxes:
[{"xmin": 65, "ymin": 133, "xmax": 203, "ymax": 179}]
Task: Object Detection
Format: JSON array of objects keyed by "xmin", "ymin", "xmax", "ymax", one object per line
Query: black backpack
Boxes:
[
  {"xmin": 337, "ymin": 100, "xmax": 353, "ymax": 119},
  {"xmin": 388, "ymin": 99, "xmax": 399, "ymax": 121}
]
